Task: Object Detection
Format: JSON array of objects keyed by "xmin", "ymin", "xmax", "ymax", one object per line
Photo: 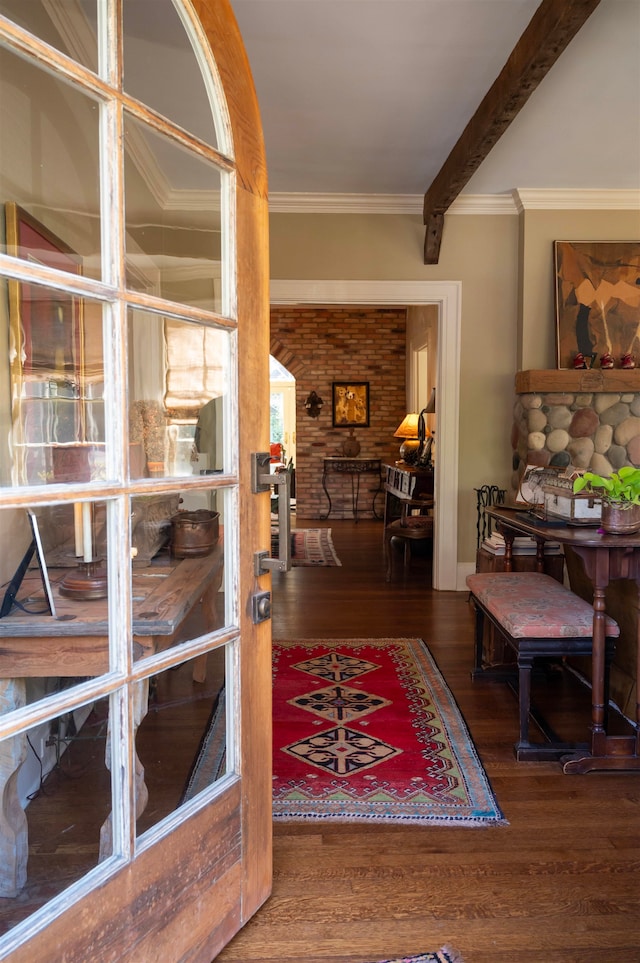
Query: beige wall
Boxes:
[{"xmin": 270, "ymin": 210, "xmax": 520, "ymax": 564}]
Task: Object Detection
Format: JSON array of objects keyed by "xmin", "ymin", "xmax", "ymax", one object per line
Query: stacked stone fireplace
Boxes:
[{"xmin": 511, "ymin": 369, "xmax": 640, "ymax": 499}]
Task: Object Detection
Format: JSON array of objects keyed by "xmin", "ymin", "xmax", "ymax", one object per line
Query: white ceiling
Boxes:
[{"xmin": 229, "ymin": 0, "xmax": 640, "ymax": 206}]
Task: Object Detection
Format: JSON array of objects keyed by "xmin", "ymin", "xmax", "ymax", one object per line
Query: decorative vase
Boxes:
[
  {"xmin": 341, "ymin": 429, "xmax": 361, "ymax": 457},
  {"xmin": 601, "ymin": 502, "xmax": 640, "ymax": 535}
]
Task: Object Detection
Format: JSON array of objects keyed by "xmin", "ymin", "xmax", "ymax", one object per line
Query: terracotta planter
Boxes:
[{"xmin": 601, "ymin": 502, "xmax": 640, "ymax": 534}]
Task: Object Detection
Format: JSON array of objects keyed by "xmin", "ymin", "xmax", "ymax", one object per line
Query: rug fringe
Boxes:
[
  {"xmin": 439, "ymin": 946, "xmax": 465, "ymax": 963},
  {"xmin": 365, "ymin": 948, "xmax": 465, "ymax": 963}
]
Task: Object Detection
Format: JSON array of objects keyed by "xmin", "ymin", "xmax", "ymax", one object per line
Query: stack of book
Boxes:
[{"xmin": 481, "ymin": 532, "xmax": 562, "ymax": 556}]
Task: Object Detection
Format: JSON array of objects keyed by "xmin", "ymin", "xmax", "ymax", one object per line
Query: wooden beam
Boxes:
[{"xmin": 423, "ymin": 0, "xmax": 602, "ymax": 264}]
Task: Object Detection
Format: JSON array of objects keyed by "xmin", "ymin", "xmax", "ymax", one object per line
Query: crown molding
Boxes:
[
  {"xmin": 514, "ymin": 188, "xmax": 640, "ymax": 212},
  {"xmin": 267, "ymin": 188, "xmax": 640, "ymax": 216},
  {"xmin": 448, "ymin": 194, "xmax": 517, "ymax": 215},
  {"xmin": 267, "ymin": 193, "xmax": 424, "ymax": 214},
  {"xmin": 267, "ymin": 191, "xmax": 516, "ymax": 215}
]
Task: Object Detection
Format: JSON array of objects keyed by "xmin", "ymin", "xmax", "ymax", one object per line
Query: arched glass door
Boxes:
[{"xmin": 0, "ymin": 1, "xmax": 271, "ymax": 957}]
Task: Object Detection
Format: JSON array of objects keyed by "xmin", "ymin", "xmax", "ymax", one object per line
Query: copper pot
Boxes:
[{"xmin": 170, "ymin": 510, "xmax": 219, "ymax": 557}]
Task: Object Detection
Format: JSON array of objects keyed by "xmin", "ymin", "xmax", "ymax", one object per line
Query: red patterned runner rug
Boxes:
[
  {"xmin": 272, "ymin": 638, "xmax": 504, "ymax": 826},
  {"xmin": 271, "ymin": 527, "xmax": 342, "ymax": 566}
]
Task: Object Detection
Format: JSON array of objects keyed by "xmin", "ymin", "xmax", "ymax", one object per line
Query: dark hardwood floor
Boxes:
[{"xmin": 217, "ymin": 518, "xmax": 640, "ymax": 963}]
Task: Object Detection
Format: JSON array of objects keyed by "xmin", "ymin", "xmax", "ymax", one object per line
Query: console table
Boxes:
[
  {"xmin": 321, "ymin": 457, "xmax": 383, "ymax": 521},
  {"xmin": 486, "ymin": 505, "xmax": 640, "ymax": 774},
  {"xmin": 382, "ymin": 464, "xmax": 434, "ymax": 527},
  {"xmin": 0, "ymin": 545, "xmax": 223, "ymax": 895},
  {"xmin": 382, "ymin": 464, "xmax": 435, "ymax": 577}
]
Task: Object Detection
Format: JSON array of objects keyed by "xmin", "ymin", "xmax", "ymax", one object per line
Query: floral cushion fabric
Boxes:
[{"xmin": 466, "ymin": 571, "xmax": 619, "ymax": 639}]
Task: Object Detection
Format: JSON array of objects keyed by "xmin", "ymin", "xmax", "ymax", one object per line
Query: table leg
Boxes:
[
  {"xmin": 352, "ymin": 473, "xmax": 361, "ymax": 522},
  {"xmin": 99, "ymin": 679, "xmax": 149, "ymax": 859},
  {"xmin": 636, "ymin": 581, "xmax": 640, "ymax": 757},
  {"xmin": 0, "ymin": 679, "xmax": 27, "ymax": 896},
  {"xmin": 321, "ymin": 469, "xmax": 332, "ymax": 519}
]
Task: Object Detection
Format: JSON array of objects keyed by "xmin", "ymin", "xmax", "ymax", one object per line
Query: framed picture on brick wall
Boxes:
[{"xmin": 332, "ymin": 381, "xmax": 370, "ymax": 428}]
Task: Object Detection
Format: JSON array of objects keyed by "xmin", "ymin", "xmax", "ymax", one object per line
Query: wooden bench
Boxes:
[{"xmin": 466, "ymin": 571, "xmax": 619, "ymax": 761}]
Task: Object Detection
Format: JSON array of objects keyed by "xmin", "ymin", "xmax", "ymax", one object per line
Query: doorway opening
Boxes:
[{"xmin": 270, "ymin": 280, "xmax": 461, "ymax": 591}]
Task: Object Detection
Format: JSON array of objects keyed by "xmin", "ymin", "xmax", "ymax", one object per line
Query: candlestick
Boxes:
[
  {"xmin": 73, "ymin": 503, "xmax": 84, "ymax": 557},
  {"xmin": 82, "ymin": 502, "xmax": 93, "ymax": 563}
]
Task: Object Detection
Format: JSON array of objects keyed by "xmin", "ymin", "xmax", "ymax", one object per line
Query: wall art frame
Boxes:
[
  {"xmin": 331, "ymin": 381, "xmax": 370, "ymax": 428},
  {"xmin": 5, "ymin": 201, "xmax": 84, "ymax": 382},
  {"xmin": 5, "ymin": 202, "xmax": 91, "ymax": 484},
  {"xmin": 554, "ymin": 240, "xmax": 640, "ymax": 369}
]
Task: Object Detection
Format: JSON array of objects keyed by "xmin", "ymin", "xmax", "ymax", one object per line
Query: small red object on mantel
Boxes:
[
  {"xmin": 621, "ymin": 353, "xmax": 636, "ymax": 369},
  {"xmin": 573, "ymin": 352, "xmax": 587, "ymax": 369},
  {"xmin": 600, "ymin": 352, "xmax": 614, "ymax": 369}
]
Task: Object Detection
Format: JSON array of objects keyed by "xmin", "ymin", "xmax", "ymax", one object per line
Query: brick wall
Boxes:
[{"xmin": 271, "ymin": 306, "xmax": 407, "ymax": 518}]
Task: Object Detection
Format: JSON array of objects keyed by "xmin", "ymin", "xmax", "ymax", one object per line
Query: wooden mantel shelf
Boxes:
[{"xmin": 516, "ymin": 369, "xmax": 640, "ymax": 394}]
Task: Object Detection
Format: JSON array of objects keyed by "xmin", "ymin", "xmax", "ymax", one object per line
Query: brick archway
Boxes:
[{"xmin": 270, "ymin": 337, "xmax": 307, "ymax": 380}]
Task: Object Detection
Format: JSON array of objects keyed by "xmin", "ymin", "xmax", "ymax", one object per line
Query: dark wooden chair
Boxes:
[{"xmin": 384, "ymin": 499, "xmax": 434, "ymax": 579}]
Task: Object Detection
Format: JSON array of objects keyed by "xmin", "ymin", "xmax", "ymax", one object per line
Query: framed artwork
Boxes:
[
  {"xmin": 5, "ymin": 203, "xmax": 93, "ymax": 483},
  {"xmin": 554, "ymin": 241, "xmax": 640, "ymax": 369},
  {"xmin": 332, "ymin": 381, "xmax": 370, "ymax": 428},
  {"xmin": 5, "ymin": 201, "xmax": 84, "ymax": 381}
]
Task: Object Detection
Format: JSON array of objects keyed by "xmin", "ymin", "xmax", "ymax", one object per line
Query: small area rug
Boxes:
[
  {"xmin": 271, "ymin": 527, "xmax": 341, "ymax": 567},
  {"xmin": 366, "ymin": 950, "xmax": 464, "ymax": 963},
  {"xmin": 272, "ymin": 638, "xmax": 504, "ymax": 826}
]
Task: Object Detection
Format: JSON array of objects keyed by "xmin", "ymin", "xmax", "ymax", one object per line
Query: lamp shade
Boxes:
[{"xmin": 394, "ymin": 413, "xmax": 419, "ymax": 439}]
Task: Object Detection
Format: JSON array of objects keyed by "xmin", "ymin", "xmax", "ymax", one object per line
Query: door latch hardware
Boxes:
[
  {"xmin": 252, "ymin": 590, "xmax": 271, "ymax": 624},
  {"xmin": 252, "ymin": 452, "xmax": 292, "ymax": 575}
]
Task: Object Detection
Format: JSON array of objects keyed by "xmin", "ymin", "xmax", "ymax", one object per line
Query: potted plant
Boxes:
[{"xmin": 573, "ymin": 466, "xmax": 640, "ymax": 533}]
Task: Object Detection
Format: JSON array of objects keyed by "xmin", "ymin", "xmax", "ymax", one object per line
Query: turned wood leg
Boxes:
[
  {"xmin": 99, "ymin": 679, "xmax": 150, "ymax": 860},
  {"xmin": 590, "ymin": 581, "xmax": 608, "ymax": 754},
  {"xmin": 192, "ymin": 577, "xmax": 221, "ymax": 683},
  {"xmin": 384, "ymin": 530, "xmax": 393, "ymax": 581},
  {"xmin": 0, "ymin": 679, "xmax": 28, "ymax": 896}
]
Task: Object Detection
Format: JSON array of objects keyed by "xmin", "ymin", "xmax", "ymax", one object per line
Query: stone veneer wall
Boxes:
[
  {"xmin": 271, "ymin": 306, "xmax": 407, "ymax": 518},
  {"xmin": 511, "ymin": 388, "xmax": 640, "ymax": 498}
]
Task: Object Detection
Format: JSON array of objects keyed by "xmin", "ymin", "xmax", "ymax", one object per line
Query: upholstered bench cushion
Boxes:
[{"xmin": 466, "ymin": 572, "xmax": 620, "ymax": 639}]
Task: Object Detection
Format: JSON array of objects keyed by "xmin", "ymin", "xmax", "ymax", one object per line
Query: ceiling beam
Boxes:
[{"xmin": 423, "ymin": 0, "xmax": 602, "ymax": 264}]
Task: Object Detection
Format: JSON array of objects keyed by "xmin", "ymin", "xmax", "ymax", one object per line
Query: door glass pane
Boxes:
[
  {"xmin": 0, "ymin": 47, "xmax": 102, "ymax": 278},
  {"xmin": 124, "ymin": 114, "xmax": 223, "ymax": 312},
  {"xmin": 1, "ymin": 282, "xmax": 105, "ymax": 489},
  {"xmin": 130, "ymin": 489, "xmax": 225, "ymax": 663},
  {"xmin": 123, "ymin": 0, "xmax": 218, "ymax": 149},
  {"xmin": 0, "ymin": 500, "xmax": 110, "ymax": 672},
  {"xmin": 128, "ymin": 310, "xmax": 228, "ymax": 481},
  {"xmin": 0, "ymin": 701, "xmax": 112, "ymax": 934},
  {"xmin": 136, "ymin": 650, "xmax": 227, "ymax": 840},
  {"xmin": 0, "ymin": 1, "xmax": 98, "ymax": 72}
]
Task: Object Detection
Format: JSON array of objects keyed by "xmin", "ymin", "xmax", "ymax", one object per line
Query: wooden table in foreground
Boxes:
[
  {"xmin": 486, "ymin": 506, "xmax": 640, "ymax": 774},
  {"xmin": 0, "ymin": 546, "xmax": 223, "ymax": 895}
]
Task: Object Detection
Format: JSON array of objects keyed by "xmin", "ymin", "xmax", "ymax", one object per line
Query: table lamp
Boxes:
[{"xmin": 394, "ymin": 413, "xmax": 420, "ymax": 464}]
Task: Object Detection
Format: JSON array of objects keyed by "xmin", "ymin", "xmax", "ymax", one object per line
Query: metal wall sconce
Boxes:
[{"xmin": 304, "ymin": 391, "xmax": 324, "ymax": 418}]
